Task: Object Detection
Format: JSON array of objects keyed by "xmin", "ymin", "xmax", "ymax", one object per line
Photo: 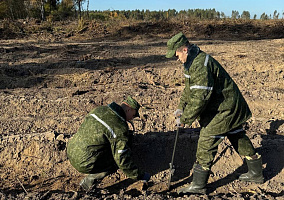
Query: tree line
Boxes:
[{"xmin": 0, "ymin": 0, "xmax": 283, "ymax": 21}]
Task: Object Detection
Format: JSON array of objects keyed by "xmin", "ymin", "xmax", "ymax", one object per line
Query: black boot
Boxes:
[
  {"xmin": 80, "ymin": 171, "xmax": 108, "ymax": 192},
  {"xmin": 239, "ymin": 155, "xmax": 264, "ymax": 183},
  {"xmin": 178, "ymin": 163, "xmax": 209, "ymax": 195}
]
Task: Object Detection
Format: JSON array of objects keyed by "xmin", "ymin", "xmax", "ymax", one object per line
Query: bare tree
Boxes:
[
  {"xmin": 5, "ymin": 0, "xmax": 27, "ymax": 19},
  {"xmin": 40, "ymin": 0, "xmax": 45, "ymax": 20},
  {"xmin": 74, "ymin": 0, "xmax": 85, "ymax": 18}
]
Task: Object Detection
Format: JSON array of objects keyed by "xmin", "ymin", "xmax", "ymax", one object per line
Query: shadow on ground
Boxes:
[
  {"xmin": 131, "ymin": 123, "xmax": 284, "ymax": 198},
  {"xmin": 132, "ymin": 128, "xmax": 199, "ymax": 180}
]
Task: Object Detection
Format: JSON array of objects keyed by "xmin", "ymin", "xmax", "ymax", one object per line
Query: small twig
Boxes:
[
  {"xmin": 16, "ymin": 177, "xmax": 28, "ymax": 195},
  {"xmin": 40, "ymin": 190, "xmax": 51, "ymax": 200},
  {"xmin": 28, "ymin": 69, "xmax": 36, "ymax": 77}
]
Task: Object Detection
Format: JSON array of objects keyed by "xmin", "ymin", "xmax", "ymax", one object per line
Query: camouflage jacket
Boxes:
[
  {"xmin": 179, "ymin": 51, "xmax": 252, "ymax": 135},
  {"xmin": 67, "ymin": 102, "xmax": 144, "ymax": 180}
]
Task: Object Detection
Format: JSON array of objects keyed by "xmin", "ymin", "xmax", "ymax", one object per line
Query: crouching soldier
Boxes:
[{"xmin": 67, "ymin": 96, "xmax": 150, "ymax": 192}]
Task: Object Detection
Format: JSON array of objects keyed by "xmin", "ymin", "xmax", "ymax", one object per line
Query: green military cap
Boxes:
[
  {"xmin": 123, "ymin": 96, "xmax": 141, "ymax": 117},
  {"xmin": 166, "ymin": 32, "xmax": 188, "ymax": 58}
]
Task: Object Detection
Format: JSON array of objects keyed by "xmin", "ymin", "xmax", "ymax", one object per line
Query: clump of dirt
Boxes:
[{"xmin": 0, "ymin": 23, "xmax": 283, "ymax": 199}]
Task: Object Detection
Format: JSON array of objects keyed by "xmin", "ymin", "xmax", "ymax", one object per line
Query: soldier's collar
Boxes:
[
  {"xmin": 108, "ymin": 102, "xmax": 126, "ymax": 121},
  {"xmin": 184, "ymin": 44, "xmax": 200, "ymax": 70}
]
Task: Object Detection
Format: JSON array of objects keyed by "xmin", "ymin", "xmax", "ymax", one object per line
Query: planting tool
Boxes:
[{"xmin": 167, "ymin": 127, "xmax": 180, "ymax": 190}]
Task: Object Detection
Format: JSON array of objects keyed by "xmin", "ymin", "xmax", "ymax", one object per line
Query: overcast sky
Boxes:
[{"xmin": 86, "ymin": 0, "xmax": 284, "ymax": 18}]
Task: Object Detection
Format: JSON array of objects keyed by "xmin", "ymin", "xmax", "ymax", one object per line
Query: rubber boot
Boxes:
[
  {"xmin": 178, "ymin": 163, "xmax": 210, "ymax": 195},
  {"xmin": 80, "ymin": 171, "xmax": 108, "ymax": 192},
  {"xmin": 239, "ymin": 155, "xmax": 264, "ymax": 183}
]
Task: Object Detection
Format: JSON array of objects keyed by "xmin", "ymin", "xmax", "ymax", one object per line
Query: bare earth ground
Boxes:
[{"xmin": 0, "ymin": 30, "xmax": 284, "ymax": 199}]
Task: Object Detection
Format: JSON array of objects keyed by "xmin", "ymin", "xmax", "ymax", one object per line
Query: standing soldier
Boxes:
[
  {"xmin": 67, "ymin": 96, "xmax": 150, "ymax": 192},
  {"xmin": 166, "ymin": 32, "xmax": 264, "ymax": 194}
]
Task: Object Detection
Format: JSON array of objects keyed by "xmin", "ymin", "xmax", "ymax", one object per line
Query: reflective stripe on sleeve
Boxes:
[
  {"xmin": 90, "ymin": 114, "xmax": 117, "ymax": 138},
  {"xmin": 118, "ymin": 149, "xmax": 128, "ymax": 154},
  {"xmin": 190, "ymin": 85, "xmax": 213, "ymax": 90},
  {"xmin": 204, "ymin": 54, "xmax": 209, "ymax": 66},
  {"xmin": 184, "ymin": 74, "xmax": 191, "ymax": 79},
  {"xmin": 210, "ymin": 136, "xmax": 225, "ymax": 139}
]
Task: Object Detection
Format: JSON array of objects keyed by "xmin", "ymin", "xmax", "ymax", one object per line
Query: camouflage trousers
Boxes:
[
  {"xmin": 196, "ymin": 125, "xmax": 256, "ymax": 169},
  {"xmin": 68, "ymin": 147, "xmax": 118, "ymax": 175}
]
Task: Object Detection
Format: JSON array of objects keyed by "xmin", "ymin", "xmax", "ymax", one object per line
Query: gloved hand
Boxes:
[
  {"xmin": 174, "ymin": 109, "xmax": 183, "ymax": 118},
  {"xmin": 141, "ymin": 172, "xmax": 151, "ymax": 182},
  {"xmin": 175, "ymin": 117, "xmax": 183, "ymax": 127},
  {"xmin": 175, "ymin": 116, "xmax": 185, "ymax": 128}
]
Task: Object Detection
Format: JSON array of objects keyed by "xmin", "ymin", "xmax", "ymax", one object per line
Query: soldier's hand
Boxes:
[
  {"xmin": 174, "ymin": 109, "xmax": 183, "ymax": 118},
  {"xmin": 175, "ymin": 117, "xmax": 184, "ymax": 128}
]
